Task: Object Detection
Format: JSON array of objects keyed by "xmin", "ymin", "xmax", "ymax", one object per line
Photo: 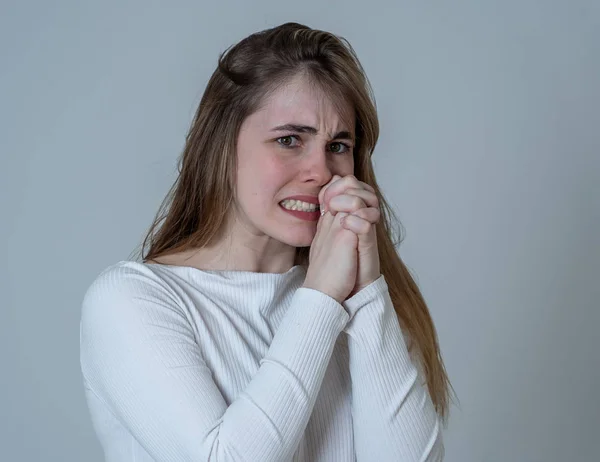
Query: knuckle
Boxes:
[
  {"xmin": 351, "ymin": 209, "xmax": 362, "ymax": 219},
  {"xmin": 351, "ymin": 196, "xmax": 364, "ymax": 209}
]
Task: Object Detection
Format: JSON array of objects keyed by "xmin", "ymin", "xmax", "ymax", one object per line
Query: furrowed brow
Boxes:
[
  {"xmin": 271, "ymin": 124, "xmax": 318, "ymax": 135},
  {"xmin": 271, "ymin": 124, "xmax": 354, "ymax": 142}
]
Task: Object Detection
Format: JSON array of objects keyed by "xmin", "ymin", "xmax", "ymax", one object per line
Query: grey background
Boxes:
[{"xmin": 1, "ymin": 1, "xmax": 598, "ymax": 461}]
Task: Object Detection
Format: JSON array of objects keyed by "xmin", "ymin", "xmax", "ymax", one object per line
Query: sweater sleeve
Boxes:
[
  {"xmin": 341, "ymin": 275, "xmax": 444, "ymax": 462},
  {"xmin": 79, "ymin": 265, "xmax": 349, "ymax": 462}
]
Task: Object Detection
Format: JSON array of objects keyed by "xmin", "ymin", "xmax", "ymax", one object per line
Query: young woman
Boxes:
[{"xmin": 80, "ymin": 22, "xmax": 454, "ymax": 462}]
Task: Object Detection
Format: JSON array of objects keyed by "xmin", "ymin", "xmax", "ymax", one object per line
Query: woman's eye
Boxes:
[
  {"xmin": 277, "ymin": 135, "xmax": 300, "ymax": 148},
  {"xmin": 329, "ymin": 142, "xmax": 351, "ymax": 154}
]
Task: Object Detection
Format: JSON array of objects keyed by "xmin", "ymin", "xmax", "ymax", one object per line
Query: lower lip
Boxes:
[{"xmin": 279, "ymin": 203, "xmax": 320, "ymax": 221}]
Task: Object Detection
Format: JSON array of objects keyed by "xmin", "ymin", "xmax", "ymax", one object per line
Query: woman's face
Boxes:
[{"xmin": 233, "ymin": 75, "xmax": 355, "ymax": 249}]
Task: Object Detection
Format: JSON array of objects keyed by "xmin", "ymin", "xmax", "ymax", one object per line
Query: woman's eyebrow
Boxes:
[{"xmin": 271, "ymin": 124, "xmax": 354, "ymax": 141}]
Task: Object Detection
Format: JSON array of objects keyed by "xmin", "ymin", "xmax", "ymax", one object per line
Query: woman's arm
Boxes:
[
  {"xmin": 342, "ymin": 275, "xmax": 444, "ymax": 462},
  {"xmin": 80, "ymin": 264, "xmax": 349, "ymax": 462}
]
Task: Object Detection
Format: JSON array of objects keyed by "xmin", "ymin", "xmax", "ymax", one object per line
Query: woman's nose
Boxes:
[{"xmin": 304, "ymin": 148, "xmax": 333, "ymax": 185}]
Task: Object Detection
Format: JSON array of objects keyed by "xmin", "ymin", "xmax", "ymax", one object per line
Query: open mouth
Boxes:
[
  {"xmin": 279, "ymin": 199, "xmax": 320, "ymax": 213},
  {"xmin": 278, "ymin": 201, "xmax": 321, "ymax": 221}
]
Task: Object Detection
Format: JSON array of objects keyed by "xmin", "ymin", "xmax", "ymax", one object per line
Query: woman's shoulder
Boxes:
[
  {"xmin": 79, "ymin": 261, "xmax": 200, "ymax": 389},
  {"xmin": 85, "ymin": 260, "xmax": 171, "ymax": 292},
  {"xmin": 81, "ymin": 260, "xmax": 184, "ymax": 322}
]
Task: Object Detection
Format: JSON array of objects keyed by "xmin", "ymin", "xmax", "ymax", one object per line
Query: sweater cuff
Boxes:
[{"xmin": 341, "ymin": 275, "xmax": 389, "ymax": 320}]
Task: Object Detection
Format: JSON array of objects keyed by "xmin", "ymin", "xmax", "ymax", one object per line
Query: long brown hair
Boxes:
[{"xmin": 134, "ymin": 22, "xmax": 456, "ymax": 423}]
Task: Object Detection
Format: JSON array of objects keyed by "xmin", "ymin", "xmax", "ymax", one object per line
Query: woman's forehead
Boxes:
[{"xmin": 256, "ymin": 79, "xmax": 355, "ymax": 133}]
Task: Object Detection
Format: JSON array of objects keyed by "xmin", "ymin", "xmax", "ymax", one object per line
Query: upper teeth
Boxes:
[{"xmin": 281, "ymin": 199, "xmax": 319, "ymax": 212}]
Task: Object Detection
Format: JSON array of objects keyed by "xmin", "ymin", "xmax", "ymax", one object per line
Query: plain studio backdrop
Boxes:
[{"xmin": 1, "ymin": 1, "xmax": 598, "ymax": 461}]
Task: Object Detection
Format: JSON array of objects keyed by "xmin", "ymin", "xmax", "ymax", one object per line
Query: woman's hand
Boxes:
[
  {"xmin": 303, "ymin": 201, "xmax": 359, "ymax": 304},
  {"xmin": 319, "ymin": 175, "xmax": 381, "ymax": 298}
]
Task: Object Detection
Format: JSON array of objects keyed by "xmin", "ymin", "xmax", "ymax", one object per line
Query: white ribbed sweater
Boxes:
[{"xmin": 80, "ymin": 261, "xmax": 444, "ymax": 461}]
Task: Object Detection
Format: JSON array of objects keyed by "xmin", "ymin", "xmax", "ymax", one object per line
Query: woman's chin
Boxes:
[{"xmin": 277, "ymin": 227, "xmax": 317, "ymax": 248}]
